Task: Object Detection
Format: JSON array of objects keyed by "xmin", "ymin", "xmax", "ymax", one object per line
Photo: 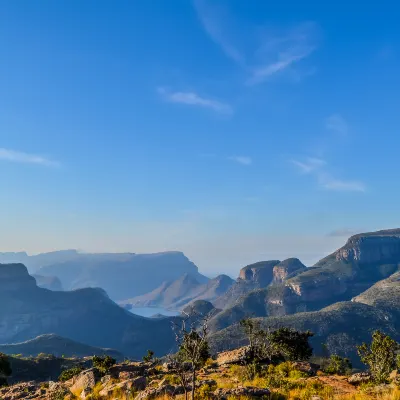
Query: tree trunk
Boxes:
[{"xmin": 191, "ymin": 368, "xmax": 196, "ymax": 400}]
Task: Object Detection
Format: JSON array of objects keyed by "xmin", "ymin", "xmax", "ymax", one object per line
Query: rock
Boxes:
[
  {"xmin": 272, "ymin": 258, "xmax": 307, "ymax": 283},
  {"xmin": 70, "ymin": 368, "xmax": 102, "ymax": 393},
  {"xmin": 291, "ymin": 361, "xmax": 320, "ymax": 376},
  {"xmin": 80, "ymin": 387, "xmax": 92, "ymax": 399},
  {"xmin": 134, "ymin": 384, "xmax": 183, "ymax": 399},
  {"xmin": 348, "ymin": 372, "xmax": 372, "ymax": 385},
  {"xmin": 101, "ymin": 374, "xmax": 111, "ymax": 384},
  {"xmin": 100, "ymin": 377, "xmax": 147, "ymax": 397},
  {"xmin": 213, "ymin": 386, "xmax": 271, "ymax": 399},
  {"xmin": 109, "ymin": 363, "xmax": 144, "ymax": 378},
  {"xmin": 131, "ymin": 376, "xmax": 147, "ymax": 391},
  {"xmin": 197, "ymin": 379, "xmax": 217, "ymax": 388},
  {"xmin": 239, "ymin": 261, "xmax": 280, "ymax": 286},
  {"xmin": 216, "ymin": 346, "xmax": 251, "ymax": 366},
  {"xmin": 119, "ymin": 370, "xmax": 140, "ymax": 380}
]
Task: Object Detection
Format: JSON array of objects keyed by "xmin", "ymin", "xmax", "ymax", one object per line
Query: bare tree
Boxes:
[{"xmin": 172, "ymin": 307, "xmax": 211, "ymax": 400}]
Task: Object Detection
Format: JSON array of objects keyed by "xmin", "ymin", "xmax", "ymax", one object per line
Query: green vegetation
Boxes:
[
  {"xmin": 357, "ymin": 330, "xmax": 400, "ymax": 383},
  {"xmin": 240, "ymin": 318, "xmax": 313, "ymax": 364},
  {"xmin": 92, "ymin": 355, "xmax": 116, "ymax": 374},
  {"xmin": 0, "ymin": 353, "xmax": 12, "ymax": 387},
  {"xmin": 58, "ymin": 366, "xmax": 84, "ymax": 382},
  {"xmin": 142, "ymin": 349, "xmax": 155, "ymax": 363},
  {"xmin": 324, "ymin": 354, "xmax": 352, "ymax": 375}
]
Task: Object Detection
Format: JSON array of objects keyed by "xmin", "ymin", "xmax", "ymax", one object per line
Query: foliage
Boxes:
[
  {"xmin": 92, "ymin": 355, "xmax": 116, "ymax": 374},
  {"xmin": 357, "ymin": 330, "xmax": 400, "ymax": 383},
  {"xmin": 268, "ymin": 327, "xmax": 313, "ymax": 361},
  {"xmin": 58, "ymin": 366, "xmax": 84, "ymax": 382},
  {"xmin": 142, "ymin": 349, "xmax": 155, "ymax": 363},
  {"xmin": 198, "ymin": 383, "xmax": 217, "ymax": 399},
  {"xmin": 240, "ymin": 319, "xmax": 314, "ymax": 364},
  {"xmin": 0, "ymin": 353, "xmax": 12, "ymax": 387},
  {"xmin": 172, "ymin": 308, "xmax": 211, "ymax": 400},
  {"xmin": 397, "ymin": 354, "xmax": 400, "ymax": 371},
  {"xmin": 324, "ymin": 354, "xmax": 352, "ymax": 375}
]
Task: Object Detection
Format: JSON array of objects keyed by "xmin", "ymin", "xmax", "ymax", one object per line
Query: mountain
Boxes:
[
  {"xmin": 0, "ymin": 263, "xmax": 178, "ymax": 358},
  {"xmin": 210, "ymin": 299, "xmax": 400, "ymax": 367},
  {"xmin": 0, "ymin": 334, "xmax": 123, "ymax": 359},
  {"xmin": 209, "ymin": 229, "xmax": 400, "ymax": 332},
  {"xmin": 32, "ymin": 274, "xmax": 63, "ymax": 290},
  {"xmin": 124, "ymin": 274, "xmax": 234, "ymax": 310},
  {"xmin": 213, "ymin": 259, "xmax": 306, "ymax": 310},
  {"xmin": 36, "ymin": 251, "xmax": 208, "ymax": 301}
]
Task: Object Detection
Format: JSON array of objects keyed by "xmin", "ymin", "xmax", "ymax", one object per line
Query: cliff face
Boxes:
[
  {"xmin": 272, "ymin": 258, "xmax": 307, "ymax": 283},
  {"xmin": 210, "ymin": 229, "xmax": 400, "ymax": 331},
  {"xmin": 239, "ymin": 260, "xmax": 280, "ymax": 286},
  {"xmin": 0, "ymin": 264, "xmax": 37, "ymax": 292}
]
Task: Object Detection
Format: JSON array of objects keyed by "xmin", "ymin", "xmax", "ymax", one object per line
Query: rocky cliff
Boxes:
[{"xmin": 210, "ymin": 229, "xmax": 400, "ymax": 331}]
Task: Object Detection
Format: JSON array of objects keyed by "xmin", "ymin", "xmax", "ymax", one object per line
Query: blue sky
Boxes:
[{"xmin": 1, "ymin": 0, "xmax": 400, "ymax": 274}]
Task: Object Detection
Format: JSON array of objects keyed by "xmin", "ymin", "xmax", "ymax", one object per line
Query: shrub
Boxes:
[
  {"xmin": 59, "ymin": 366, "xmax": 84, "ymax": 382},
  {"xmin": 92, "ymin": 355, "xmax": 116, "ymax": 374},
  {"xmin": 324, "ymin": 354, "xmax": 352, "ymax": 375},
  {"xmin": 357, "ymin": 330, "xmax": 399, "ymax": 383},
  {"xmin": 143, "ymin": 350, "xmax": 154, "ymax": 363},
  {"xmin": 0, "ymin": 353, "xmax": 12, "ymax": 387}
]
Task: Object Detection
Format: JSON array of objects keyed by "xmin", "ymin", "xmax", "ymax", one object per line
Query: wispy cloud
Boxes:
[
  {"xmin": 158, "ymin": 87, "xmax": 232, "ymax": 114},
  {"xmin": 194, "ymin": 0, "xmax": 319, "ymax": 85},
  {"xmin": 0, "ymin": 148, "xmax": 58, "ymax": 167},
  {"xmin": 291, "ymin": 157, "xmax": 326, "ymax": 173},
  {"xmin": 291, "ymin": 157, "xmax": 365, "ymax": 192},
  {"xmin": 228, "ymin": 156, "xmax": 252, "ymax": 165},
  {"xmin": 319, "ymin": 175, "xmax": 365, "ymax": 192},
  {"xmin": 326, "ymin": 114, "xmax": 348, "ymax": 136}
]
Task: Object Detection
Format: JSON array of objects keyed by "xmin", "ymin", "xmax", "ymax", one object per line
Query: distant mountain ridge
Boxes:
[
  {"xmin": 0, "ymin": 250, "xmax": 208, "ymax": 301},
  {"xmin": 0, "ymin": 334, "xmax": 123, "ymax": 359},
  {"xmin": 0, "ymin": 263, "xmax": 178, "ymax": 358},
  {"xmin": 123, "ymin": 273, "xmax": 234, "ymax": 310}
]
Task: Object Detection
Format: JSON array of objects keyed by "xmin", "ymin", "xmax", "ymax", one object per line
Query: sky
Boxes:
[{"xmin": 1, "ymin": 0, "xmax": 400, "ymax": 275}]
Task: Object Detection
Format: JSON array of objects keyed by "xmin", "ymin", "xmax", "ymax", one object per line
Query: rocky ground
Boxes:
[{"xmin": 1, "ymin": 347, "xmax": 400, "ymax": 400}]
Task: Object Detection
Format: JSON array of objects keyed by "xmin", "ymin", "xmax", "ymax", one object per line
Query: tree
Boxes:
[
  {"xmin": 268, "ymin": 327, "xmax": 314, "ymax": 361},
  {"xmin": 172, "ymin": 308, "xmax": 211, "ymax": 400},
  {"xmin": 0, "ymin": 353, "xmax": 12, "ymax": 387},
  {"xmin": 239, "ymin": 319, "xmax": 278, "ymax": 363},
  {"xmin": 143, "ymin": 350, "xmax": 155, "ymax": 363},
  {"xmin": 357, "ymin": 330, "xmax": 399, "ymax": 383},
  {"xmin": 92, "ymin": 355, "xmax": 116, "ymax": 374},
  {"xmin": 324, "ymin": 355, "xmax": 352, "ymax": 375}
]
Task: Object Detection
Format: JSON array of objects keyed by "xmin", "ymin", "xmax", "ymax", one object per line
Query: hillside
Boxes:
[
  {"xmin": 36, "ymin": 251, "xmax": 208, "ymax": 301},
  {"xmin": 0, "ymin": 334, "xmax": 123, "ymax": 359},
  {"xmin": 209, "ymin": 229, "xmax": 400, "ymax": 331},
  {"xmin": 124, "ymin": 274, "xmax": 234, "ymax": 310},
  {"xmin": 0, "ymin": 263, "xmax": 178, "ymax": 358}
]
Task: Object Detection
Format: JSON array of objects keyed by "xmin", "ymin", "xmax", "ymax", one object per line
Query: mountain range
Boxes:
[{"xmin": 1, "ymin": 228, "xmax": 400, "ymax": 365}]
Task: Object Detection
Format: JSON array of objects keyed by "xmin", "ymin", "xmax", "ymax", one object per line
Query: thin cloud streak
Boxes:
[
  {"xmin": 291, "ymin": 157, "xmax": 365, "ymax": 192},
  {"xmin": 158, "ymin": 87, "xmax": 232, "ymax": 114},
  {"xmin": 194, "ymin": 0, "xmax": 319, "ymax": 85},
  {"xmin": 229, "ymin": 156, "xmax": 252, "ymax": 165},
  {"xmin": 0, "ymin": 148, "xmax": 59, "ymax": 167}
]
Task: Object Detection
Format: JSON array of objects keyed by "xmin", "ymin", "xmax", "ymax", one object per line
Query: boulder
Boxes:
[
  {"xmin": 348, "ymin": 372, "xmax": 372, "ymax": 385},
  {"xmin": 291, "ymin": 361, "xmax": 320, "ymax": 376},
  {"xmin": 70, "ymin": 368, "xmax": 102, "ymax": 393},
  {"xmin": 109, "ymin": 363, "xmax": 144, "ymax": 378},
  {"xmin": 213, "ymin": 386, "xmax": 271, "ymax": 399},
  {"xmin": 216, "ymin": 346, "xmax": 251, "ymax": 366},
  {"xmin": 99, "ymin": 377, "xmax": 147, "ymax": 397}
]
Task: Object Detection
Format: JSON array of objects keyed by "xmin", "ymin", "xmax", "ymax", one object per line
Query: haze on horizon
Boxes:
[{"xmin": 1, "ymin": 0, "xmax": 400, "ymax": 274}]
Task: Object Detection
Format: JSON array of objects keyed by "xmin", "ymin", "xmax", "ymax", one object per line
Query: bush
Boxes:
[
  {"xmin": 357, "ymin": 330, "xmax": 399, "ymax": 383},
  {"xmin": 92, "ymin": 355, "xmax": 116, "ymax": 374},
  {"xmin": 58, "ymin": 366, "xmax": 84, "ymax": 382},
  {"xmin": 324, "ymin": 354, "xmax": 352, "ymax": 375},
  {"xmin": 0, "ymin": 353, "xmax": 12, "ymax": 388}
]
